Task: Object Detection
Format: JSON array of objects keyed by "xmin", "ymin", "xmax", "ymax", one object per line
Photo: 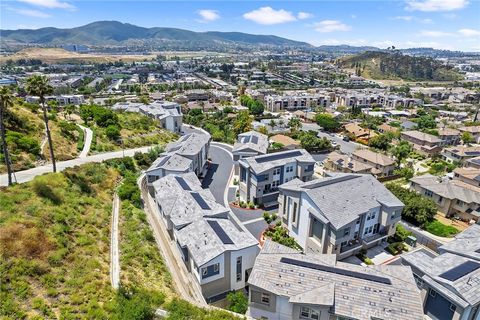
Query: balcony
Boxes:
[
  {"xmin": 362, "ymin": 228, "xmax": 389, "ymax": 245},
  {"xmin": 340, "ymin": 238, "xmax": 362, "ymax": 253}
]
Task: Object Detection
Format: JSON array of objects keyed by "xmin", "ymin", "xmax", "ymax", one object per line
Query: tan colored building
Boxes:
[
  {"xmin": 453, "ymin": 167, "xmax": 480, "ymax": 188},
  {"xmin": 401, "ymin": 130, "xmax": 443, "ymax": 155},
  {"xmin": 324, "ymin": 151, "xmax": 373, "ymax": 174},
  {"xmin": 458, "ymin": 126, "xmax": 480, "ymax": 143},
  {"xmin": 344, "ymin": 122, "xmax": 377, "ymax": 141},
  {"xmin": 352, "ymin": 148, "xmax": 396, "ymax": 177},
  {"xmin": 269, "ymin": 134, "xmax": 300, "ymax": 150}
]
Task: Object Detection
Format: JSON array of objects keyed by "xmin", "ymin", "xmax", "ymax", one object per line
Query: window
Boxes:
[
  {"xmin": 236, "ymin": 257, "xmax": 242, "ymax": 282},
  {"xmin": 356, "ymin": 219, "xmax": 360, "ymax": 225},
  {"xmin": 343, "ymin": 228, "xmax": 350, "ymax": 237},
  {"xmin": 264, "ymin": 184, "xmax": 271, "ymax": 192},
  {"xmin": 261, "ymin": 293, "xmax": 270, "ymax": 304},
  {"xmin": 286, "ymin": 165, "xmax": 294, "ymax": 173},
  {"xmin": 300, "ymin": 307, "xmax": 319, "ymax": 320},
  {"xmin": 429, "ymin": 288, "xmax": 436, "ymax": 297},
  {"xmin": 390, "ymin": 211, "xmax": 396, "ymax": 219},
  {"xmin": 425, "ymin": 190, "xmax": 433, "ymax": 197},
  {"xmin": 292, "ymin": 202, "xmax": 298, "ymax": 226},
  {"xmin": 201, "ymin": 263, "xmax": 220, "ymax": 279},
  {"xmin": 456, "ymin": 199, "xmax": 464, "ymax": 206},
  {"xmin": 449, "ymin": 304, "xmax": 456, "ymax": 312},
  {"xmin": 438, "ymin": 196, "xmax": 443, "ymax": 203},
  {"xmin": 272, "ymin": 180, "xmax": 280, "ymax": 188},
  {"xmin": 273, "ymin": 168, "xmax": 281, "ymax": 175}
]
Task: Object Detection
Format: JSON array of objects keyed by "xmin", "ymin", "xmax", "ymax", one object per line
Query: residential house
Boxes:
[
  {"xmin": 401, "ymin": 130, "xmax": 443, "ymax": 155},
  {"xmin": 239, "ymin": 149, "xmax": 316, "ymax": 205},
  {"xmin": 410, "ymin": 174, "xmax": 480, "ymax": 222},
  {"xmin": 232, "ymin": 131, "xmax": 268, "ymax": 174},
  {"xmin": 466, "ymin": 157, "xmax": 480, "ymax": 169},
  {"xmin": 438, "ymin": 128, "xmax": 461, "ymax": 146},
  {"xmin": 269, "ymin": 134, "xmax": 301, "ymax": 150},
  {"xmin": 324, "ymin": 151, "xmax": 373, "ymax": 175},
  {"xmin": 453, "ymin": 167, "xmax": 480, "ymax": 188},
  {"xmin": 401, "ymin": 224, "xmax": 480, "ymax": 320},
  {"xmin": 351, "ymin": 148, "xmax": 396, "ymax": 178},
  {"xmin": 442, "ymin": 146, "xmax": 480, "ymax": 164},
  {"xmin": 152, "ymin": 172, "xmax": 259, "ymax": 302},
  {"xmin": 278, "ymin": 173, "xmax": 404, "ymax": 259},
  {"xmin": 344, "ymin": 122, "xmax": 377, "ymax": 142},
  {"xmin": 247, "ymin": 240, "xmax": 424, "ymax": 320},
  {"xmin": 146, "ymin": 133, "xmax": 211, "ymax": 191},
  {"xmin": 378, "ymin": 123, "xmax": 398, "ymax": 134},
  {"xmin": 459, "ymin": 126, "xmax": 480, "ymax": 143}
]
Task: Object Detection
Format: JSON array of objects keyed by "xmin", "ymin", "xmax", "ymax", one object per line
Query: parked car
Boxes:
[{"xmin": 343, "ymin": 136, "xmax": 350, "ymax": 142}]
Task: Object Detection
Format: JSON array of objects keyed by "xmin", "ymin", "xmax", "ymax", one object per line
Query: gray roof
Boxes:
[
  {"xmin": 402, "ymin": 249, "xmax": 480, "ymax": 307},
  {"xmin": 240, "ymin": 149, "xmax": 315, "ymax": 174},
  {"xmin": 280, "ymin": 173, "xmax": 404, "ymax": 229},
  {"xmin": 112, "ymin": 101, "xmax": 182, "ymax": 119},
  {"xmin": 232, "ymin": 131, "xmax": 268, "ymax": 155},
  {"xmin": 411, "ymin": 174, "xmax": 480, "ymax": 205},
  {"xmin": 152, "ymin": 172, "xmax": 228, "ymax": 228},
  {"xmin": 440, "ymin": 224, "xmax": 480, "ymax": 262},
  {"xmin": 402, "ymin": 130, "xmax": 442, "ymax": 143},
  {"xmin": 176, "ymin": 218, "xmax": 258, "ymax": 266},
  {"xmin": 147, "ymin": 132, "xmax": 210, "ymax": 173},
  {"xmin": 249, "ymin": 241, "xmax": 424, "ymax": 320}
]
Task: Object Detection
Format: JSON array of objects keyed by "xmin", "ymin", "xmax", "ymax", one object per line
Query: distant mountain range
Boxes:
[
  {"xmin": 0, "ymin": 21, "xmax": 311, "ymax": 49},
  {"xmin": 1, "ymin": 21, "xmax": 477, "ymax": 56}
]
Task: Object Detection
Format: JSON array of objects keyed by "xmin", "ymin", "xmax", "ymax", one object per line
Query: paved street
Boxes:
[
  {"xmin": 202, "ymin": 143, "xmax": 233, "ymax": 205},
  {"xmin": 77, "ymin": 124, "xmax": 93, "ymax": 158},
  {"xmin": 317, "ymin": 131, "xmax": 359, "ymax": 154},
  {"xmin": 0, "ymin": 145, "xmax": 155, "ymax": 186},
  {"xmin": 110, "ymin": 194, "xmax": 120, "ymax": 289}
]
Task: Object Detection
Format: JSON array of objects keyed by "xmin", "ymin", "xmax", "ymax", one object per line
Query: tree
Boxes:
[
  {"xmin": 25, "ymin": 75, "xmax": 56, "ymax": 172},
  {"xmin": 462, "ymin": 132, "xmax": 474, "ymax": 145},
  {"xmin": 390, "ymin": 140, "xmax": 412, "ymax": 165},
  {"xmin": 233, "ymin": 110, "xmax": 252, "ymax": 135},
  {"xmin": 315, "ymin": 113, "xmax": 340, "ymax": 132},
  {"xmin": 368, "ymin": 134, "xmax": 392, "ymax": 151},
  {"xmin": 226, "ymin": 291, "xmax": 248, "ymax": 314},
  {"xmin": 416, "ymin": 115, "xmax": 436, "ymax": 130},
  {"xmin": 299, "ymin": 131, "xmax": 331, "ymax": 152},
  {"xmin": 64, "ymin": 104, "xmax": 75, "ymax": 120},
  {"xmin": 288, "ymin": 117, "xmax": 302, "ymax": 132},
  {"xmin": 0, "ymin": 86, "xmax": 14, "ymax": 185}
]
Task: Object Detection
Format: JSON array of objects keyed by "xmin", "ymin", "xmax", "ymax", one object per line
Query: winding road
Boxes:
[{"xmin": 77, "ymin": 124, "xmax": 93, "ymax": 158}]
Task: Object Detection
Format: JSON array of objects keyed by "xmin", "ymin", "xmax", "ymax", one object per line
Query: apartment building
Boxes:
[
  {"xmin": 264, "ymin": 93, "xmax": 331, "ymax": 112},
  {"xmin": 401, "ymin": 130, "xmax": 443, "ymax": 155},
  {"xmin": 26, "ymin": 94, "xmax": 85, "ymax": 106},
  {"xmin": 146, "ymin": 133, "xmax": 211, "ymax": 190},
  {"xmin": 401, "ymin": 224, "xmax": 480, "ymax": 320},
  {"xmin": 351, "ymin": 148, "xmax": 396, "ymax": 177},
  {"xmin": 247, "ymin": 240, "xmax": 424, "ymax": 320},
  {"xmin": 278, "ymin": 174, "xmax": 404, "ymax": 259},
  {"xmin": 239, "ymin": 149, "xmax": 316, "ymax": 205},
  {"xmin": 152, "ymin": 172, "xmax": 259, "ymax": 302},
  {"xmin": 453, "ymin": 167, "xmax": 480, "ymax": 188},
  {"xmin": 410, "ymin": 174, "xmax": 480, "ymax": 222},
  {"xmin": 232, "ymin": 131, "xmax": 268, "ymax": 174},
  {"xmin": 442, "ymin": 146, "xmax": 480, "ymax": 164},
  {"xmin": 466, "ymin": 157, "xmax": 480, "ymax": 169}
]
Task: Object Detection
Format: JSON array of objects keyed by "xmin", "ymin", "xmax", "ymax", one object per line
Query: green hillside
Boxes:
[{"xmin": 337, "ymin": 51, "xmax": 463, "ymax": 81}]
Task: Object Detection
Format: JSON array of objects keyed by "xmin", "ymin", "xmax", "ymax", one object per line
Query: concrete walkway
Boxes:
[
  {"xmin": 110, "ymin": 194, "xmax": 120, "ymax": 289},
  {"xmin": 0, "ymin": 145, "xmax": 155, "ymax": 186},
  {"xmin": 77, "ymin": 124, "xmax": 93, "ymax": 158}
]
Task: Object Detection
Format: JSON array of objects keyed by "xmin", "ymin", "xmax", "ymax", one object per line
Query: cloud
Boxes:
[
  {"xmin": 297, "ymin": 11, "xmax": 313, "ymax": 20},
  {"xmin": 7, "ymin": 7, "xmax": 51, "ymax": 18},
  {"xmin": 405, "ymin": 0, "xmax": 468, "ymax": 12},
  {"xmin": 458, "ymin": 28, "xmax": 480, "ymax": 37},
  {"xmin": 373, "ymin": 40, "xmax": 395, "ymax": 47},
  {"xmin": 420, "ymin": 30, "xmax": 453, "ymax": 37},
  {"xmin": 197, "ymin": 9, "xmax": 220, "ymax": 22},
  {"xmin": 392, "ymin": 16, "xmax": 433, "ymax": 23},
  {"xmin": 313, "ymin": 20, "xmax": 351, "ymax": 33},
  {"xmin": 243, "ymin": 7, "xmax": 297, "ymax": 25},
  {"xmin": 18, "ymin": 0, "xmax": 75, "ymax": 10}
]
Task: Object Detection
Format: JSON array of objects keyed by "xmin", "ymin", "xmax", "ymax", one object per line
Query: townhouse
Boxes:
[
  {"xmin": 26, "ymin": 94, "xmax": 85, "ymax": 106},
  {"xmin": 112, "ymin": 101, "xmax": 183, "ymax": 133},
  {"xmin": 324, "ymin": 151, "xmax": 373, "ymax": 175},
  {"xmin": 466, "ymin": 157, "xmax": 480, "ymax": 169},
  {"xmin": 152, "ymin": 172, "xmax": 259, "ymax": 302},
  {"xmin": 232, "ymin": 131, "xmax": 268, "ymax": 174},
  {"xmin": 247, "ymin": 240, "xmax": 424, "ymax": 320},
  {"xmin": 410, "ymin": 174, "xmax": 480, "ymax": 222},
  {"xmin": 278, "ymin": 173, "xmax": 404, "ymax": 259},
  {"xmin": 453, "ymin": 167, "xmax": 480, "ymax": 188},
  {"xmin": 239, "ymin": 149, "xmax": 316, "ymax": 206},
  {"xmin": 351, "ymin": 148, "xmax": 396, "ymax": 178},
  {"xmin": 442, "ymin": 146, "xmax": 480, "ymax": 164},
  {"xmin": 146, "ymin": 132, "xmax": 211, "ymax": 191},
  {"xmin": 401, "ymin": 130, "xmax": 443, "ymax": 155},
  {"xmin": 401, "ymin": 224, "xmax": 480, "ymax": 320}
]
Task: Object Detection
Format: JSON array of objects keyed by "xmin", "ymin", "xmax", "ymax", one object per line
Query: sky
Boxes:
[{"xmin": 1, "ymin": 0, "xmax": 480, "ymax": 51}]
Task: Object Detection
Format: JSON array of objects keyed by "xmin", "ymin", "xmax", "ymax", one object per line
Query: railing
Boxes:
[
  {"xmin": 340, "ymin": 238, "xmax": 362, "ymax": 253},
  {"xmin": 362, "ymin": 229, "xmax": 388, "ymax": 244}
]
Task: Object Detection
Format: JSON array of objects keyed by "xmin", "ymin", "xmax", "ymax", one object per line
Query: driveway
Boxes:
[
  {"xmin": 317, "ymin": 131, "xmax": 359, "ymax": 154},
  {"xmin": 203, "ymin": 143, "xmax": 233, "ymax": 205}
]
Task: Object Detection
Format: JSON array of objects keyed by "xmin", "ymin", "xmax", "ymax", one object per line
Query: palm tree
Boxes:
[
  {"xmin": 25, "ymin": 75, "xmax": 56, "ymax": 172},
  {"xmin": 0, "ymin": 87, "xmax": 14, "ymax": 185}
]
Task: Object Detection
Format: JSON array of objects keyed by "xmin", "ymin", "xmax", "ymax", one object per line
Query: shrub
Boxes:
[
  {"xmin": 248, "ymin": 201, "xmax": 255, "ymax": 209},
  {"xmin": 226, "ymin": 291, "xmax": 248, "ymax": 314},
  {"xmin": 31, "ymin": 174, "xmax": 66, "ymax": 204},
  {"xmin": 239, "ymin": 201, "xmax": 247, "ymax": 208},
  {"xmin": 118, "ymin": 174, "xmax": 141, "ymax": 208},
  {"xmin": 386, "ymin": 242, "xmax": 406, "ymax": 255},
  {"xmin": 106, "ymin": 125, "xmax": 121, "ymax": 141}
]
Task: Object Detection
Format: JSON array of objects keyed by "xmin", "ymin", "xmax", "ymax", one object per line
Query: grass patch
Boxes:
[{"xmin": 424, "ymin": 220, "xmax": 459, "ymax": 237}]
